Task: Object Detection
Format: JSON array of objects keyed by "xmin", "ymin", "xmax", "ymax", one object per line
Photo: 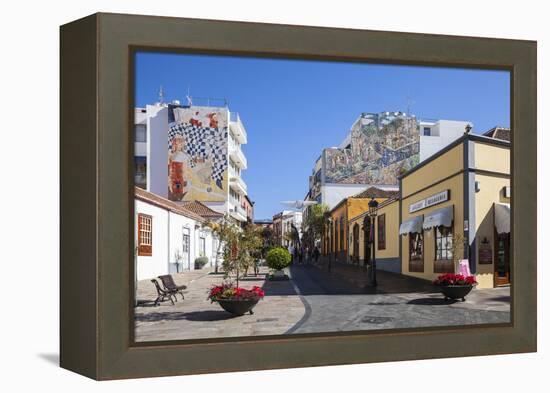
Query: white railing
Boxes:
[{"xmin": 229, "ymin": 112, "xmax": 247, "ymax": 144}]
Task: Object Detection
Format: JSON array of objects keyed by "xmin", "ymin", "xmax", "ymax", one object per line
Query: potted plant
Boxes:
[
  {"xmin": 194, "ymin": 256, "xmax": 209, "ymax": 270},
  {"xmin": 209, "ymin": 223, "xmax": 265, "ymax": 315},
  {"xmin": 434, "ymin": 273, "xmax": 477, "ymax": 301},
  {"xmin": 208, "ymin": 283, "xmax": 265, "ymax": 315},
  {"xmin": 266, "ymin": 246, "xmax": 292, "ymax": 280}
]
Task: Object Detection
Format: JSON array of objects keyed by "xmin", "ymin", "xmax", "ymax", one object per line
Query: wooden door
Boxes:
[{"xmin": 494, "ymin": 233, "xmax": 510, "ymax": 286}]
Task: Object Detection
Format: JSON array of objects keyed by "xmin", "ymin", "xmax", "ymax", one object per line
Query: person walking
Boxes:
[{"xmin": 313, "ymin": 246, "xmax": 320, "ymax": 263}]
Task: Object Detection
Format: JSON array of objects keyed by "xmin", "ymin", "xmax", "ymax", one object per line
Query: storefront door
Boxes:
[{"xmin": 494, "ymin": 233, "xmax": 510, "ymax": 286}]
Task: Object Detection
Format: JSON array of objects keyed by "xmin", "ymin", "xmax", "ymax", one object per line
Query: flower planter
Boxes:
[
  {"xmin": 438, "ymin": 284, "xmax": 474, "ymax": 301},
  {"xmin": 216, "ymin": 298, "xmax": 259, "ymax": 316}
]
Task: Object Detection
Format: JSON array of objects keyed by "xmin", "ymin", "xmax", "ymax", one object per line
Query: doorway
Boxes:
[
  {"xmin": 182, "ymin": 227, "xmax": 191, "ymax": 270},
  {"xmin": 494, "ymin": 232, "xmax": 510, "ymax": 286}
]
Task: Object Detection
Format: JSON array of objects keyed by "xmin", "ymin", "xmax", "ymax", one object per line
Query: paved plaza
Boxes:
[{"xmin": 134, "ymin": 263, "xmax": 511, "ymax": 342}]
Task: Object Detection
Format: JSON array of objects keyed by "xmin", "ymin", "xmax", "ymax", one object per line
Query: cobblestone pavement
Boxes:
[
  {"xmin": 134, "ymin": 266, "xmax": 305, "ymax": 342},
  {"xmin": 287, "ymin": 263, "xmax": 510, "ymax": 334},
  {"xmin": 134, "ymin": 263, "xmax": 510, "ymax": 342}
]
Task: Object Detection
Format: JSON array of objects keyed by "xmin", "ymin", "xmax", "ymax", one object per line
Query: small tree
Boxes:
[
  {"xmin": 303, "ymin": 203, "xmax": 329, "ymax": 249},
  {"xmin": 206, "ymin": 214, "xmax": 235, "ymax": 274},
  {"xmin": 220, "ymin": 223, "xmax": 263, "ymax": 287},
  {"xmin": 266, "ymin": 247, "xmax": 292, "ymax": 271}
]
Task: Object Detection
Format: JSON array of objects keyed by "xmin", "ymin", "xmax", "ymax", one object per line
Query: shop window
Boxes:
[
  {"xmin": 434, "ymin": 225, "xmax": 454, "ymax": 273},
  {"xmin": 377, "ymin": 214, "xmax": 386, "ymax": 250},
  {"xmin": 409, "ymin": 232, "xmax": 424, "ymax": 272},
  {"xmin": 138, "ymin": 213, "xmax": 152, "ymax": 256}
]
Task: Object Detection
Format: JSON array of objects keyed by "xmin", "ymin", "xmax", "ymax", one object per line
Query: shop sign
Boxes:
[
  {"xmin": 479, "ymin": 248, "xmax": 493, "ymax": 264},
  {"xmin": 409, "ymin": 190, "xmax": 450, "ymax": 213}
]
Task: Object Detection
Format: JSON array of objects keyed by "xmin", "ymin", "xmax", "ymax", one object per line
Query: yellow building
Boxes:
[
  {"xmin": 323, "ymin": 187, "xmax": 398, "ymax": 263},
  {"xmin": 399, "ymin": 133, "xmax": 510, "ymax": 288},
  {"xmin": 348, "ymin": 197, "xmax": 401, "ymax": 273}
]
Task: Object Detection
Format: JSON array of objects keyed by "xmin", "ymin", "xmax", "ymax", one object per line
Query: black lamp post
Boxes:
[{"xmin": 368, "ymin": 197, "xmax": 379, "ymax": 287}]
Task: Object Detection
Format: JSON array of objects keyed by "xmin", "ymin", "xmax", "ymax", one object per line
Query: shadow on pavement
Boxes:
[
  {"xmin": 487, "ymin": 296, "xmax": 511, "ymax": 303},
  {"xmin": 407, "ymin": 297, "xmax": 458, "ymax": 306},
  {"xmin": 136, "ymin": 310, "xmax": 235, "ymax": 322}
]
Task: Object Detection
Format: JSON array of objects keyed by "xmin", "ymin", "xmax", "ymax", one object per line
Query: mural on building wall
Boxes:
[
  {"xmin": 167, "ymin": 105, "xmax": 228, "ymax": 202},
  {"xmin": 324, "ymin": 112, "xmax": 420, "ymax": 185}
]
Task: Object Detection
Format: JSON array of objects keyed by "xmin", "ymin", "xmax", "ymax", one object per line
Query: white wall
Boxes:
[
  {"xmin": 420, "ymin": 120, "xmax": 471, "ymax": 161},
  {"xmin": 135, "ymin": 199, "xmax": 170, "ymax": 281},
  {"xmin": 147, "ymin": 105, "xmax": 169, "ymax": 198},
  {"xmin": 168, "ymin": 211, "xmax": 199, "ymax": 272}
]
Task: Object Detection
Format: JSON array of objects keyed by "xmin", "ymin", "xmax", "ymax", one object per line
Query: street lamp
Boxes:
[{"xmin": 368, "ymin": 197, "xmax": 379, "ymax": 287}]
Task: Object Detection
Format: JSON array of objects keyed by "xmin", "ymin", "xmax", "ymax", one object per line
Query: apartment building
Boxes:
[{"xmin": 134, "ymin": 100, "xmax": 250, "ymax": 223}]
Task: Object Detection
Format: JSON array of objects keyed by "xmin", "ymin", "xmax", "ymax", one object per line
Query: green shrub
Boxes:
[
  {"xmin": 266, "ymin": 247, "xmax": 292, "ymax": 271},
  {"xmin": 194, "ymin": 256, "xmax": 209, "ymax": 269}
]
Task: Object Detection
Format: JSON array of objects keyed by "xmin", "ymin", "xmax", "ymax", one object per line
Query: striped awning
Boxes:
[
  {"xmin": 494, "ymin": 203, "xmax": 510, "ymax": 234},
  {"xmin": 399, "ymin": 215, "xmax": 423, "ymax": 235},
  {"xmin": 423, "ymin": 206, "xmax": 453, "ymax": 230}
]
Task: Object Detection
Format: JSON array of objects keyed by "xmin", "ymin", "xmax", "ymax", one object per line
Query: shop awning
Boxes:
[
  {"xmin": 399, "ymin": 215, "xmax": 423, "ymax": 235},
  {"xmin": 495, "ymin": 203, "xmax": 510, "ymax": 234},
  {"xmin": 422, "ymin": 206, "xmax": 453, "ymax": 230}
]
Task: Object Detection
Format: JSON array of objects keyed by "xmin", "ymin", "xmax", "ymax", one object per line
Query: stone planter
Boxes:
[
  {"xmin": 438, "ymin": 284, "xmax": 474, "ymax": 302},
  {"xmin": 216, "ymin": 298, "xmax": 260, "ymax": 316}
]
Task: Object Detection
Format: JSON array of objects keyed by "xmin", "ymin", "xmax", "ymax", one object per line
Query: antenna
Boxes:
[
  {"xmin": 158, "ymin": 85, "xmax": 165, "ymax": 104},
  {"xmin": 186, "ymin": 86, "xmax": 193, "ymax": 106}
]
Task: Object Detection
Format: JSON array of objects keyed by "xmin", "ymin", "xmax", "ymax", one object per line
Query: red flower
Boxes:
[{"xmin": 434, "ymin": 273, "xmax": 477, "ymax": 286}]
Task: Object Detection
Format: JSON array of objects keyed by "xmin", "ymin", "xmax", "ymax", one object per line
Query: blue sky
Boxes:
[{"xmin": 135, "ymin": 52, "xmax": 510, "ymax": 220}]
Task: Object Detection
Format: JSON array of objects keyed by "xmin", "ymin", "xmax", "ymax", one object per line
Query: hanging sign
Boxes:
[{"xmin": 409, "ymin": 190, "xmax": 450, "ymax": 213}]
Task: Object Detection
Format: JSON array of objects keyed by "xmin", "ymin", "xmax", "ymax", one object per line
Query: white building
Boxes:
[
  {"xmin": 273, "ymin": 210, "xmax": 303, "ymax": 248},
  {"xmin": 134, "ymin": 187, "xmax": 220, "ymax": 281},
  {"xmin": 134, "ymin": 100, "xmax": 250, "ymax": 223},
  {"xmin": 418, "ymin": 119, "xmax": 472, "ymax": 161}
]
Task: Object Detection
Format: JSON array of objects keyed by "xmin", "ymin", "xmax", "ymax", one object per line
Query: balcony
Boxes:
[
  {"xmin": 229, "ymin": 145, "xmax": 247, "ymax": 169},
  {"xmin": 229, "ymin": 203, "xmax": 248, "ymax": 222},
  {"xmin": 230, "ymin": 112, "xmax": 247, "ymax": 144},
  {"xmin": 229, "ymin": 175, "xmax": 247, "ymax": 195}
]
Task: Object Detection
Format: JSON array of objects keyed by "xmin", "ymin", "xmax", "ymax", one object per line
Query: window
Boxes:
[
  {"xmin": 138, "ymin": 213, "xmax": 152, "ymax": 256},
  {"xmin": 434, "ymin": 225, "xmax": 454, "ymax": 273},
  {"xmin": 134, "ymin": 156, "xmax": 147, "ymax": 188},
  {"xmin": 377, "ymin": 213, "xmax": 386, "ymax": 250},
  {"xmin": 199, "ymin": 237, "xmax": 206, "ymax": 257},
  {"xmin": 135, "ymin": 124, "xmax": 147, "ymax": 142},
  {"xmin": 408, "ymin": 232, "xmax": 424, "ymax": 272},
  {"xmin": 423, "ymin": 127, "xmax": 431, "ymax": 136}
]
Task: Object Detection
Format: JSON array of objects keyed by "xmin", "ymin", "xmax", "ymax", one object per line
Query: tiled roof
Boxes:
[
  {"xmin": 181, "ymin": 201, "xmax": 224, "ymax": 219},
  {"xmin": 352, "ymin": 186, "xmax": 399, "ymax": 199},
  {"xmin": 483, "ymin": 126, "xmax": 511, "ymax": 142},
  {"xmin": 134, "ymin": 187, "xmax": 205, "ymax": 222}
]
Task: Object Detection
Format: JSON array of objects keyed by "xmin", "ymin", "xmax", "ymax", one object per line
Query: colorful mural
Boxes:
[
  {"xmin": 324, "ymin": 112, "xmax": 420, "ymax": 185},
  {"xmin": 167, "ymin": 105, "xmax": 228, "ymax": 202}
]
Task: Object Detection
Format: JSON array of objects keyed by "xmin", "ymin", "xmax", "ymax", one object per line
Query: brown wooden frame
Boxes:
[
  {"xmin": 434, "ymin": 225, "xmax": 454, "ymax": 273},
  {"xmin": 60, "ymin": 12, "xmax": 536, "ymax": 380},
  {"xmin": 137, "ymin": 213, "xmax": 152, "ymax": 256}
]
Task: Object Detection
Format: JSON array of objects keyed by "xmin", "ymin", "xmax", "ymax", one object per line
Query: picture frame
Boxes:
[{"xmin": 60, "ymin": 12, "xmax": 536, "ymax": 380}]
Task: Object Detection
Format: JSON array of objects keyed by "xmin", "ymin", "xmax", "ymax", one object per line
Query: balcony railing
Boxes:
[
  {"xmin": 229, "ymin": 175, "xmax": 247, "ymax": 194},
  {"xmin": 229, "ymin": 144, "xmax": 247, "ymax": 169},
  {"xmin": 229, "ymin": 112, "xmax": 247, "ymax": 144}
]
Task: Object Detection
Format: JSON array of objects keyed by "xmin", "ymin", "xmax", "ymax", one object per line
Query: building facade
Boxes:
[
  {"xmin": 272, "ymin": 210, "xmax": 302, "ymax": 248},
  {"xmin": 134, "ymin": 101, "xmax": 250, "ymax": 224},
  {"xmin": 134, "ymin": 187, "xmax": 220, "ymax": 281},
  {"xmin": 323, "ymin": 187, "xmax": 398, "ymax": 263}
]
